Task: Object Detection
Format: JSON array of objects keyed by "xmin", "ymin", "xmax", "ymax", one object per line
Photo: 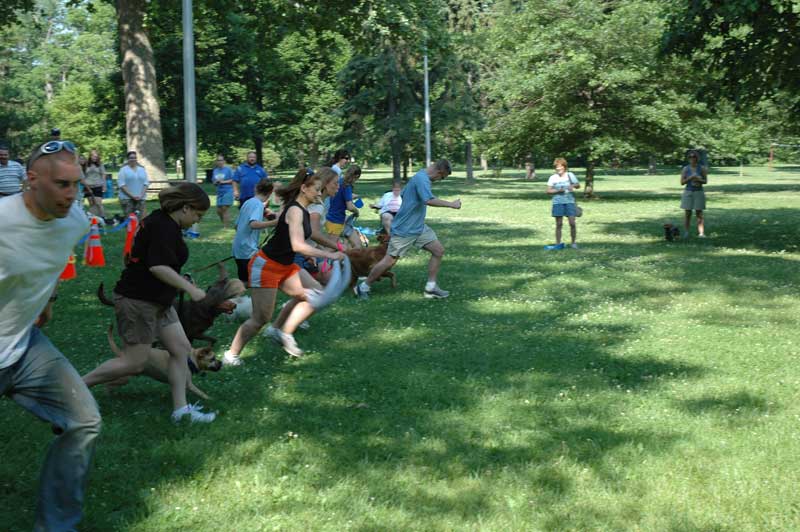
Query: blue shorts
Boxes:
[
  {"xmin": 552, "ymin": 203, "xmax": 577, "ymax": 217},
  {"xmin": 217, "ymin": 189, "xmax": 234, "ymax": 206}
]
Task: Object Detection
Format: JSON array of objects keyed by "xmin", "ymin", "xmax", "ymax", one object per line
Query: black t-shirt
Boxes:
[
  {"xmin": 262, "ymin": 201, "xmax": 311, "ymax": 265},
  {"xmin": 115, "ymin": 209, "xmax": 188, "ymax": 307}
]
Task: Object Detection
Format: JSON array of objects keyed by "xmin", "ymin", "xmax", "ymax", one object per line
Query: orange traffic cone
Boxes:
[
  {"xmin": 123, "ymin": 212, "xmax": 138, "ymax": 263},
  {"xmin": 83, "ymin": 217, "xmax": 106, "ymax": 267},
  {"xmin": 59, "ymin": 254, "xmax": 77, "ymax": 280}
]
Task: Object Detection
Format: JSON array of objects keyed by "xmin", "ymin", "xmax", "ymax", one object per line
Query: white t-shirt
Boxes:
[
  {"xmin": 118, "ymin": 164, "xmax": 149, "ymax": 200},
  {"xmin": 547, "ymin": 172, "xmax": 579, "ymax": 204},
  {"xmin": 307, "ymin": 201, "xmax": 326, "ymax": 248},
  {"xmin": 376, "ymin": 191, "xmax": 402, "ymax": 214},
  {"xmin": 0, "ymin": 196, "xmax": 89, "ymax": 368}
]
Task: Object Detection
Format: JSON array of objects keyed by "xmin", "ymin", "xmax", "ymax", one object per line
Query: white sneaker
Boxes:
[
  {"xmin": 172, "ymin": 403, "xmax": 216, "ymax": 424},
  {"xmin": 263, "ymin": 325, "xmax": 282, "ymax": 344},
  {"xmin": 278, "ymin": 331, "xmax": 304, "ymax": 358},
  {"xmin": 355, "ymin": 281, "xmax": 370, "ymax": 300},
  {"xmin": 570, "ymin": 243, "xmax": 579, "ymax": 249},
  {"xmin": 424, "ymin": 285, "xmax": 450, "ymax": 299},
  {"xmin": 222, "ymin": 350, "xmax": 243, "ymax": 367}
]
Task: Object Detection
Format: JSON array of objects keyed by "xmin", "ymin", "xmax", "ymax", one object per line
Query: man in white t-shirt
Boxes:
[
  {"xmin": 370, "ymin": 181, "xmax": 403, "ymax": 234},
  {"xmin": 0, "ymin": 140, "xmax": 101, "ymax": 531},
  {"xmin": 117, "ymin": 150, "xmax": 149, "ymax": 217}
]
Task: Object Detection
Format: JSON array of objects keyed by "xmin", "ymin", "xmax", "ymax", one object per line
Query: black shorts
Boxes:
[
  {"xmin": 235, "ymin": 258, "xmax": 250, "ymax": 285},
  {"xmin": 84, "ymin": 186, "xmax": 104, "ymax": 198}
]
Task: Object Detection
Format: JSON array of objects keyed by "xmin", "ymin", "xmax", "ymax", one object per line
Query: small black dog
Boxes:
[{"xmin": 663, "ymin": 223, "xmax": 681, "ymax": 241}]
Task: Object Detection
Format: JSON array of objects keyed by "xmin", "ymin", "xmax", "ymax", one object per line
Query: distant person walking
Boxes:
[
  {"xmin": 233, "ymin": 151, "xmax": 268, "ymax": 206},
  {"xmin": 545, "ymin": 157, "xmax": 580, "ymax": 250},
  {"xmin": 212, "ymin": 155, "xmax": 235, "ymax": 228},
  {"xmin": 0, "ymin": 142, "xmax": 26, "ymax": 196},
  {"xmin": 1, "ymin": 140, "xmax": 101, "ymax": 531},
  {"xmin": 356, "ymin": 159, "xmax": 460, "ymax": 300},
  {"xmin": 83, "ymin": 149, "xmax": 107, "ymax": 218},
  {"xmin": 680, "ymin": 150, "xmax": 708, "ymax": 238},
  {"xmin": 118, "ymin": 150, "xmax": 149, "ymax": 217}
]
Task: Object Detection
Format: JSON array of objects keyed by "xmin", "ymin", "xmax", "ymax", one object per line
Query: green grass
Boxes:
[{"xmin": 3, "ymin": 165, "xmax": 800, "ymax": 531}]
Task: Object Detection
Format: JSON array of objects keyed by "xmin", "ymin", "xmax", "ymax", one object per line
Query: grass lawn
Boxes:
[{"xmin": 3, "ymin": 165, "xmax": 800, "ymax": 531}]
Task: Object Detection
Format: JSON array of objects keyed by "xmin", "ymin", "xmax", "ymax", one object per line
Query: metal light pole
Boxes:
[
  {"xmin": 423, "ymin": 50, "xmax": 432, "ymax": 166},
  {"xmin": 182, "ymin": 0, "xmax": 197, "ymax": 183}
]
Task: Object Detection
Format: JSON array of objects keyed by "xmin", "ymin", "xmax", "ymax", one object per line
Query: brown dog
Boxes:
[
  {"xmin": 345, "ymin": 231, "xmax": 396, "ymax": 289},
  {"xmin": 97, "ymin": 262, "xmax": 245, "ymax": 346},
  {"xmin": 104, "ymin": 326, "xmax": 221, "ymax": 400}
]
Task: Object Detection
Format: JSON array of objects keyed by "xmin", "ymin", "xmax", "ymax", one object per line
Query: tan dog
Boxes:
[
  {"xmin": 345, "ymin": 231, "xmax": 396, "ymax": 289},
  {"xmin": 104, "ymin": 326, "xmax": 221, "ymax": 400}
]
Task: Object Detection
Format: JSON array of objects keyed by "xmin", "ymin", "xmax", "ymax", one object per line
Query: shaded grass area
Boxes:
[{"xmin": 2, "ymin": 166, "xmax": 800, "ymax": 530}]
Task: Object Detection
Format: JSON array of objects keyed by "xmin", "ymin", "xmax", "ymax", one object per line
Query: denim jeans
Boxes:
[{"xmin": 1, "ymin": 327, "xmax": 101, "ymax": 532}]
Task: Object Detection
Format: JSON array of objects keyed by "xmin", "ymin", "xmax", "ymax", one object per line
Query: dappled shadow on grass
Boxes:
[
  {"xmin": 1, "ymin": 203, "xmax": 790, "ymax": 530},
  {"xmin": 676, "ymin": 391, "xmax": 773, "ymax": 426}
]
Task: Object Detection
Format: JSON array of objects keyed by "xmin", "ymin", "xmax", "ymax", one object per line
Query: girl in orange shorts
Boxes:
[{"xmin": 223, "ymin": 168, "xmax": 345, "ymax": 363}]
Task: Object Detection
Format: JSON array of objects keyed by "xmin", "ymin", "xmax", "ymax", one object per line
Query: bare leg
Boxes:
[
  {"xmin": 278, "ymin": 271, "xmax": 321, "ymax": 334},
  {"xmin": 684, "ymin": 210, "xmax": 692, "ymax": 234},
  {"xmin": 365, "ymin": 254, "xmax": 398, "ymax": 285},
  {"xmin": 555, "ymin": 216, "xmax": 563, "ymax": 244},
  {"xmin": 696, "ymin": 210, "xmax": 705, "ymax": 236},
  {"xmin": 157, "ymin": 321, "xmax": 194, "ymax": 410},
  {"xmin": 381, "ymin": 213, "xmax": 393, "ymax": 234},
  {"xmin": 229, "ymin": 288, "xmax": 278, "ymax": 356},
  {"xmin": 568, "ymin": 216, "xmax": 577, "ymax": 244},
  {"xmin": 422, "ymin": 240, "xmax": 445, "ymax": 284},
  {"xmin": 82, "ymin": 343, "xmax": 150, "ymax": 387}
]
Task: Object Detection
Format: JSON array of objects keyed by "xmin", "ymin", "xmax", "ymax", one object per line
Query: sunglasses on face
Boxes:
[{"xmin": 27, "ymin": 140, "xmax": 77, "ymax": 170}]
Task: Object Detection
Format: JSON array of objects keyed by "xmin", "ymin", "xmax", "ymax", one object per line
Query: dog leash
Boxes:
[{"xmin": 191, "ymin": 256, "xmax": 235, "ymax": 276}]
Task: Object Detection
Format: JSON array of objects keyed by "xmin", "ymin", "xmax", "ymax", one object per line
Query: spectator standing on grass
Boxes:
[
  {"xmin": 0, "ymin": 140, "xmax": 101, "ymax": 531},
  {"xmin": 356, "ymin": 159, "xmax": 460, "ymax": 300},
  {"xmin": 118, "ymin": 150, "xmax": 149, "ymax": 217},
  {"xmin": 233, "ymin": 177, "xmax": 278, "ymax": 284},
  {"xmin": 545, "ymin": 157, "xmax": 580, "ymax": 250},
  {"xmin": 680, "ymin": 150, "xmax": 708, "ymax": 238},
  {"xmin": 329, "ymin": 148, "xmax": 350, "ymax": 178},
  {"xmin": 0, "ymin": 142, "xmax": 26, "ymax": 196},
  {"xmin": 83, "ymin": 149, "xmax": 107, "ymax": 218},
  {"xmin": 83, "ymin": 182, "xmax": 216, "ymax": 424},
  {"xmin": 212, "ymin": 155, "xmax": 235, "ymax": 228},
  {"xmin": 233, "ymin": 151, "xmax": 267, "ymax": 207}
]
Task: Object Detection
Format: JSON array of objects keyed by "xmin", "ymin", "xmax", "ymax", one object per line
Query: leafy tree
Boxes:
[
  {"xmin": 662, "ymin": 0, "xmax": 800, "ymax": 131},
  {"xmin": 478, "ymin": 0, "xmax": 702, "ymax": 195}
]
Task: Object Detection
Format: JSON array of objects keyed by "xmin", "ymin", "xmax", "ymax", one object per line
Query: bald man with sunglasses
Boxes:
[{"xmin": 0, "ymin": 141, "xmax": 101, "ymax": 531}]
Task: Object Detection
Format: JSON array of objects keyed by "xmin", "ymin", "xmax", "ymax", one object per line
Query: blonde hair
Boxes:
[{"xmin": 553, "ymin": 157, "xmax": 568, "ymax": 170}]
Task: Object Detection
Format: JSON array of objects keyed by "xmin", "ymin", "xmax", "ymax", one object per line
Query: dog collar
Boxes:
[{"xmin": 187, "ymin": 357, "xmax": 200, "ymax": 375}]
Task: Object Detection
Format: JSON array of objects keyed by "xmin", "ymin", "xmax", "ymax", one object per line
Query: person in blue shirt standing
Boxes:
[
  {"xmin": 233, "ymin": 151, "xmax": 267, "ymax": 207},
  {"xmin": 212, "ymin": 154, "xmax": 234, "ymax": 228},
  {"xmin": 356, "ymin": 159, "xmax": 461, "ymax": 300}
]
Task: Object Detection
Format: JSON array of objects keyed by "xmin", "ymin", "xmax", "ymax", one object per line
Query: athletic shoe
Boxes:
[
  {"xmin": 299, "ymin": 320, "xmax": 311, "ymax": 330},
  {"xmin": 570, "ymin": 243, "xmax": 579, "ymax": 249},
  {"xmin": 356, "ymin": 282, "xmax": 370, "ymax": 300},
  {"xmin": 171, "ymin": 403, "xmax": 216, "ymax": 424},
  {"xmin": 263, "ymin": 325, "xmax": 282, "ymax": 344},
  {"xmin": 544, "ymin": 243, "xmax": 565, "ymax": 250},
  {"xmin": 697, "ymin": 234, "xmax": 706, "ymax": 238},
  {"xmin": 278, "ymin": 331, "xmax": 303, "ymax": 358},
  {"xmin": 222, "ymin": 350, "xmax": 243, "ymax": 367},
  {"xmin": 424, "ymin": 285, "xmax": 450, "ymax": 299}
]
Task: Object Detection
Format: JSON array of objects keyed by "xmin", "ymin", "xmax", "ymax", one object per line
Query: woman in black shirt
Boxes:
[
  {"xmin": 223, "ymin": 168, "xmax": 345, "ymax": 364},
  {"xmin": 83, "ymin": 183, "xmax": 216, "ymax": 424}
]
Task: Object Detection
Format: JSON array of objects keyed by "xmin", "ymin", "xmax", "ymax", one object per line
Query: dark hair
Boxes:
[
  {"xmin": 276, "ymin": 167, "xmax": 319, "ymax": 205},
  {"xmin": 0, "ymin": 142, "xmax": 9, "ymax": 151},
  {"xmin": 688, "ymin": 150, "xmax": 699, "ymax": 159},
  {"xmin": 126, "ymin": 150, "xmax": 137, "ymax": 158},
  {"xmin": 159, "ymin": 182, "xmax": 210, "ymax": 213},
  {"xmin": 433, "ymin": 159, "xmax": 452, "ymax": 176},
  {"xmin": 255, "ymin": 177, "xmax": 274, "ymax": 196},
  {"xmin": 328, "ymin": 149, "xmax": 350, "ymax": 166},
  {"xmin": 343, "ymin": 164, "xmax": 361, "ymax": 186},
  {"xmin": 88, "ymin": 149, "xmax": 102, "ymax": 167}
]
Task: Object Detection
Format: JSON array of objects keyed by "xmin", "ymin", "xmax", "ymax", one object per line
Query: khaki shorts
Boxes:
[
  {"xmin": 388, "ymin": 225, "xmax": 438, "ymax": 258},
  {"xmin": 120, "ymin": 198, "xmax": 146, "ymax": 217},
  {"xmin": 681, "ymin": 189, "xmax": 706, "ymax": 211},
  {"xmin": 113, "ymin": 293, "xmax": 179, "ymax": 345}
]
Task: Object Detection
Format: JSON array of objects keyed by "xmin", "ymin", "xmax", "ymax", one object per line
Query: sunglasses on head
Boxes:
[{"xmin": 27, "ymin": 140, "xmax": 77, "ymax": 170}]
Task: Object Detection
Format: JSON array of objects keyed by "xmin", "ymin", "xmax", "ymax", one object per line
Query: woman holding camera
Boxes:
[{"xmin": 680, "ymin": 150, "xmax": 708, "ymax": 238}]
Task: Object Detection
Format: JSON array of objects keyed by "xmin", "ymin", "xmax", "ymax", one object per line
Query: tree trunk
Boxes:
[
  {"xmin": 480, "ymin": 154, "xmax": 488, "ymax": 172},
  {"xmin": 525, "ymin": 154, "xmax": 535, "ymax": 180},
  {"xmin": 117, "ymin": 0, "xmax": 166, "ymax": 182},
  {"xmin": 465, "ymin": 141, "xmax": 475, "ymax": 184},
  {"xmin": 584, "ymin": 159, "xmax": 596, "ymax": 198},
  {"xmin": 402, "ymin": 156, "xmax": 408, "ymax": 181},
  {"xmin": 308, "ymin": 139, "xmax": 319, "ymax": 167},
  {"xmin": 647, "ymin": 155, "xmax": 656, "ymax": 175},
  {"xmin": 254, "ymin": 135, "xmax": 263, "ymax": 167}
]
